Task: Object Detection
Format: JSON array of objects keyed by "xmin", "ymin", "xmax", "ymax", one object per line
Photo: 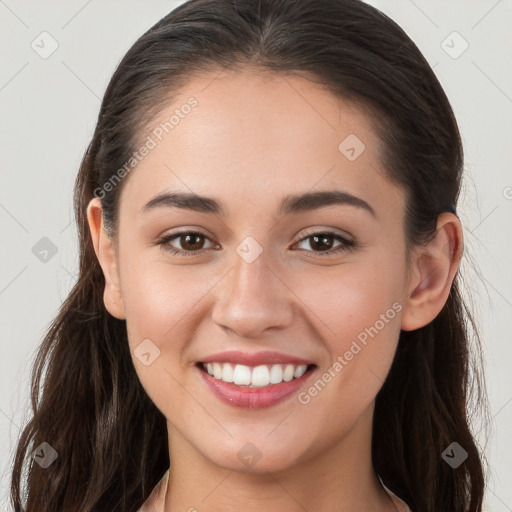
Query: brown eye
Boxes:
[
  {"xmin": 306, "ymin": 233, "xmax": 336, "ymax": 251},
  {"xmin": 177, "ymin": 233, "xmax": 206, "ymax": 251},
  {"xmin": 157, "ymin": 231, "xmax": 217, "ymax": 256},
  {"xmin": 294, "ymin": 231, "xmax": 356, "ymax": 257},
  {"xmin": 157, "ymin": 229, "xmax": 356, "ymax": 258}
]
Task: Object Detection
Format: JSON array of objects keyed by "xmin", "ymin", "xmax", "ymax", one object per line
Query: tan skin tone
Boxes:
[{"xmin": 87, "ymin": 67, "xmax": 463, "ymax": 511}]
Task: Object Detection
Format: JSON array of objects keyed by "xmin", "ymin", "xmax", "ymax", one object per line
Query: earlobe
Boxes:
[
  {"xmin": 401, "ymin": 213, "xmax": 463, "ymax": 331},
  {"xmin": 86, "ymin": 198, "xmax": 126, "ymax": 320}
]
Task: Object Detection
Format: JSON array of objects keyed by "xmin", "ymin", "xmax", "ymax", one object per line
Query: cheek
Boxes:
[
  {"xmin": 118, "ymin": 257, "xmax": 210, "ymax": 413},
  {"xmin": 290, "ymin": 255, "xmax": 404, "ymax": 406},
  {"xmin": 293, "ymin": 257, "xmax": 403, "ymax": 344},
  {"xmin": 120, "ymin": 254, "xmax": 210, "ymax": 345}
]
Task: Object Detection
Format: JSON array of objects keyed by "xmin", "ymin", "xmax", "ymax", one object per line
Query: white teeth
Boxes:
[
  {"xmin": 294, "ymin": 365, "xmax": 307, "ymax": 378},
  {"xmin": 251, "ymin": 365, "xmax": 270, "ymax": 387},
  {"xmin": 221, "ymin": 362, "xmax": 234, "ymax": 382},
  {"xmin": 213, "ymin": 362, "xmax": 223, "ymax": 379},
  {"xmin": 269, "ymin": 364, "xmax": 283, "ymax": 384},
  {"xmin": 233, "ymin": 364, "xmax": 252, "ymax": 385},
  {"xmin": 283, "ymin": 364, "xmax": 295, "ymax": 382},
  {"xmin": 202, "ymin": 362, "xmax": 310, "ymax": 387}
]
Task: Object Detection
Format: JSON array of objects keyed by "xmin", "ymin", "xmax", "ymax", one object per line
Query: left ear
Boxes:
[{"xmin": 401, "ymin": 212, "xmax": 463, "ymax": 331}]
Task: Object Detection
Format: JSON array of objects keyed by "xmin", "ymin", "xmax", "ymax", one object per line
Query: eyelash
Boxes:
[{"xmin": 156, "ymin": 229, "xmax": 357, "ymax": 258}]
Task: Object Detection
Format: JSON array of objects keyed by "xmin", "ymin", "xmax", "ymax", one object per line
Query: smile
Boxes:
[
  {"xmin": 195, "ymin": 350, "xmax": 317, "ymax": 408},
  {"xmin": 201, "ymin": 362, "xmax": 312, "ymax": 387}
]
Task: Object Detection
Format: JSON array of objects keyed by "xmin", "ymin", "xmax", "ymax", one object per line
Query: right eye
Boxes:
[{"xmin": 156, "ymin": 231, "xmax": 218, "ymax": 256}]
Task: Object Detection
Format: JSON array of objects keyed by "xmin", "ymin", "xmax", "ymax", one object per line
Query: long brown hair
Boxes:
[{"xmin": 10, "ymin": 1, "xmax": 489, "ymax": 510}]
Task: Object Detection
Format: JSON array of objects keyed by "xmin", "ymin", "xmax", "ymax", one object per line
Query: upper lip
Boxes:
[{"xmin": 199, "ymin": 350, "xmax": 314, "ymax": 367}]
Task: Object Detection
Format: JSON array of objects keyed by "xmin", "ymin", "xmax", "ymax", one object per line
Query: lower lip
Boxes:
[{"xmin": 197, "ymin": 364, "xmax": 316, "ymax": 409}]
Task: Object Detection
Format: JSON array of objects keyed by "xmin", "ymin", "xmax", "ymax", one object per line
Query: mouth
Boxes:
[
  {"xmin": 195, "ymin": 359, "xmax": 318, "ymax": 409},
  {"xmin": 196, "ymin": 362, "xmax": 317, "ymax": 388}
]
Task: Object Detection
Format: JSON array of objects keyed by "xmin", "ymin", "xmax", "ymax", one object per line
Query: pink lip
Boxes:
[
  {"xmin": 197, "ymin": 363, "xmax": 317, "ymax": 409},
  {"xmin": 199, "ymin": 350, "xmax": 313, "ymax": 366}
]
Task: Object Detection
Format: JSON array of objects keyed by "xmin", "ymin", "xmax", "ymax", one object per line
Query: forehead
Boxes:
[{"xmin": 119, "ymin": 67, "xmax": 404, "ymax": 223}]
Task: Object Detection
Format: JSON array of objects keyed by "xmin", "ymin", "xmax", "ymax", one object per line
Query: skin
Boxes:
[{"xmin": 87, "ymin": 67, "xmax": 463, "ymax": 511}]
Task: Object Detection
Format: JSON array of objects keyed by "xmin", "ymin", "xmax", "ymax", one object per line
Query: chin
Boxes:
[{"xmin": 199, "ymin": 437, "xmax": 306, "ymax": 474}]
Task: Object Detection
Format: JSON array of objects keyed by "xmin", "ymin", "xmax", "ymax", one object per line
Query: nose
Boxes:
[{"xmin": 211, "ymin": 248, "xmax": 294, "ymax": 339}]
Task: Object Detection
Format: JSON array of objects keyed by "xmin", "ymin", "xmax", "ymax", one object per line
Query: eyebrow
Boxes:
[{"xmin": 142, "ymin": 189, "xmax": 376, "ymax": 218}]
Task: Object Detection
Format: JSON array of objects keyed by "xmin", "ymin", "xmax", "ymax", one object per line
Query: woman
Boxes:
[{"xmin": 10, "ymin": 0, "xmax": 489, "ymax": 511}]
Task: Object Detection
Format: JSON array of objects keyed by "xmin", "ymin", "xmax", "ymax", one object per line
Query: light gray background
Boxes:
[{"xmin": 0, "ymin": 1, "xmax": 510, "ymax": 511}]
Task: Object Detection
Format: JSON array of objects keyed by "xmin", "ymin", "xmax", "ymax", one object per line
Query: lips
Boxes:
[
  {"xmin": 196, "ymin": 350, "xmax": 317, "ymax": 408},
  {"xmin": 200, "ymin": 350, "xmax": 314, "ymax": 367}
]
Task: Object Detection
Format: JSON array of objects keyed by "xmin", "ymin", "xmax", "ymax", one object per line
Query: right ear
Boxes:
[{"xmin": 86, "ymin": 198, "xmax": 126, "ymax": 320}]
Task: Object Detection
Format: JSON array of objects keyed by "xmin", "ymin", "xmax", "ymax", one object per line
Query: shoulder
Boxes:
[
  {"xmin": 378, "ymin": 476, "xmax": 412, "ymax": 512},
  {"xmin": 138, "ymin": 469, "xmax": 170, "ymax": 512}
]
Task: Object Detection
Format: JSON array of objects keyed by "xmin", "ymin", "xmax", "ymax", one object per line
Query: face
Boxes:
[{"xmin": 91, "ymin": 68, "xmax": 417, "ymax": 473}]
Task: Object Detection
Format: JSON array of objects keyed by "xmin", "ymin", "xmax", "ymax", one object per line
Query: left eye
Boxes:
[
  {"xmin": 157, "ymin": 230, "xmax": 355, "ymax": 257},
  {"xmin": 294, "ymin": 232, "xmax": 351, "ymax": 253}
]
